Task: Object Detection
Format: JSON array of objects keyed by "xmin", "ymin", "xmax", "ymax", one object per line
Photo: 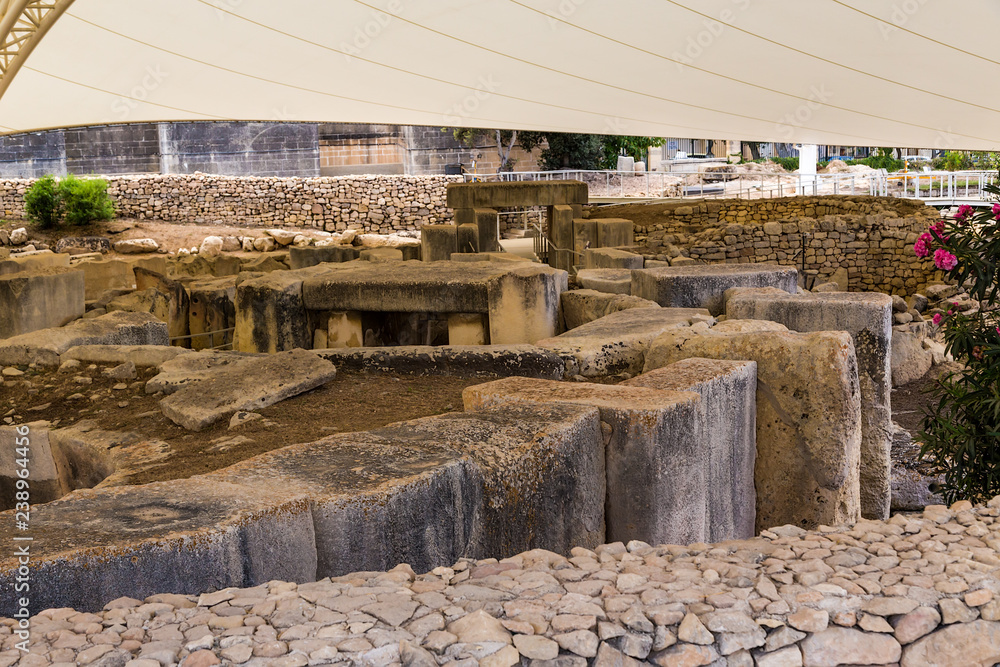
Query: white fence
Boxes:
[{"xmin": 471, "ymin": 168, "xmax": 1000, "ymax": 202}]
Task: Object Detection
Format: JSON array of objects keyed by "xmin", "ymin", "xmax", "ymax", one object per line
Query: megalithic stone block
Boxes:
[
  {"xmin": 475, "ymin": 208, "xmax": 499, "ymax": 252},
  {"xmin": 725, "ymin": 287, "xmax": 893, "ymax": 520},
  {"xmin": 0, "ymin": 267, "xmax": 85, "ymax": 339},
  {"xmin": 547, "ymin": 204, "xmax": 575, "ymax": 271},
  {"xmin": 644, "ymin": 319, "xmax": 862, "ymax": 532},
  {"xmin": 234, "ymin": 270, "xmax": 310, "ymax": 353},
  {"xmin": 187, "ymin": 278, "xmax": 237, "ymax": 351},
  {"xmin": 623, "ymin": 358, "xmax": 757, "ymax": 540},
  {"xmin": 134, "ymin": 266, "xmax": 190, "ymax": 346},
  {"xmin": 421, "ymin": 225, "xmax": 459, "ymax": 262},
  {"xmin": 594, "ymin": 218, "xmax": 635, "ymax": 248},
  {"xmin": 632, "ymin": 264, "xmax": 799, "ymax": 316},
  {"xmin": 456, "ymin": 223, "xmax": 480, "ymax": 254},
  {"xmin": 573, "ymin": 219, "xmax": 597, "ymax": 257},
  {"xmin": 463, "ymin": 377, "xmax": 708, "ymax": 546}
]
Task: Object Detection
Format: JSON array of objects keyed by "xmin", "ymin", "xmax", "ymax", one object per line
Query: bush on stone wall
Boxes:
[
  {"xmin": 23, "ymin": 174, "xmax": 114, "ymax": 227},
  {"xmin": 24, "ymin": 174, "xmax": 61, "ymax": 228},
  {"xmin": 58, "ymin": 175, "xmax": 115, "ymax": 225}
]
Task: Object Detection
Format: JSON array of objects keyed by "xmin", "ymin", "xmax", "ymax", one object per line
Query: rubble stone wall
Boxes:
[
  {"xmin": 636, "ymin": 196, "xmax": 943, "ymax": 294},
  {"xmin": 0, "ymin": 174, "xmax": 462, "ymax": 233}
]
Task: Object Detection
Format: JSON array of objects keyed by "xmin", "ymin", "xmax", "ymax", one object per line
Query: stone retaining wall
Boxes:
[
  {"xmin": 635, "ymin": 196, "xmax": 943, "ymax": 294},
  {"xmin": 0, "ymin": 174, "xmax": 462, "ymax": 233}
]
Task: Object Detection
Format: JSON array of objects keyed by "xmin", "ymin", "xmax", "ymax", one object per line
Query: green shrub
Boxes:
[
  {"xmin": 58, "ymin": 175, "xmax": 115, "ymax": 225},
  {"xmin": 24, "ymin": 174, "xmax": 115, "ymax": 227},
  {"xmin": 915, "ymin": 189, "xmax": 1000, "ymax": 503},
  {"xmin": 769, "ymin": 156, "xmax": 799, "ymax": 171},
  {"xmin": 24, "ymin": 174, "xmax": 61, "ymax": 228}
]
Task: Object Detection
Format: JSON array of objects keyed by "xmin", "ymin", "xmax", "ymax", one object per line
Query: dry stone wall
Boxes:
[
  {"xmin": 635, "ymin": 196, "xmax": 943, "ymax": 294},
  {"xmin": 0, "ymin": 174, "xmax": 462, "ymax": 233}
]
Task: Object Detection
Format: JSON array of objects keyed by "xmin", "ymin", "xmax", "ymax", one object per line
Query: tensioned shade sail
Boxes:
[{"xmin": 0, "ymin": 0, "xmax": 998, "ymax": 150}]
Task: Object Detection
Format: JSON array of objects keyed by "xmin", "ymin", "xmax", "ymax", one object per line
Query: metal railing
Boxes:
[{"xmin": 471, "ymin": 168, "xmax": 999, "ymax": 202}]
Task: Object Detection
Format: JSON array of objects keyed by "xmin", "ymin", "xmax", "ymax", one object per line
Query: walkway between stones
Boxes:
[{"xmin": 5, "ymin": 501, "xmax": 1000, "ymax": 667}]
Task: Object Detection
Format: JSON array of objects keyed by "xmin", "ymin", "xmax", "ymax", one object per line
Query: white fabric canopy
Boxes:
[{"xmin": 0, "ymin": 0, "xmax": 997, "ymax": 149}]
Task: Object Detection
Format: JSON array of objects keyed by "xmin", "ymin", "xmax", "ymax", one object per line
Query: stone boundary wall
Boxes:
[
  {"xmin": 636, "ymin": 196, "xmax": 943, "ymax": 294},
  {"xmin": 0, "ymin": 174, "xmax": 463, "ymax": 234}
]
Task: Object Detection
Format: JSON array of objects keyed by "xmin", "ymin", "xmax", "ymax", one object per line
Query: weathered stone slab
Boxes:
[
  {"xmin": 134, "ymin": 267, "xmax": 190, "ymax": 344},
  {"xmin": 76, "ymin": 259, "xmax": 135, "ymax": 300},
  {"xmin": 187, "ymin": 277, "xmax": 236, "ymax": 351},
  {"xmin": 446, "ymin": 180, "xmax": 588, "ymax": 209},
  {"xmin": 632, "ymin": 264, "xmax": 799, "ymax": 315},
  {"xmin": 623, "ymin": 358, "xmax": 757, "ymax": 540},
  {"xmin": 548, "ymin": 204, "xmax": 575, "ymax": 271},
  {"xmin": 0, "ymin": 478, "xmax": 315, "ymax": 616},
  {"xmin": 475, "ymin": 208, "xmax": 499, "ymax": 253},
  {"xmin": 0, "ymin": 424, "xmax": 65, "ymax": 511},
  {"xmin": 644, "ymin": 320, "xmax": 862, "ymax": 530},
  {"xmin": 421, "ymin": 225, "xmax": 458, "ymax": 262},
  {"xmin": 486, "ymin": 264, "xmax": 566, "ymax": 344},
  {"xmin": 159, "ymin": 349, "xmax": 337, "ymax": 431},
  {"xmin": 0, "ymin": 267, "xmax": 84, "ymax": 339},
  {"xmin": 313, "ymin": 345, "xmax": 564, "ymax": 379},
  {"xmin": 901, "ymin": 619, "xmax": 1000, "ymax": 667},
  {"xmin": 725, "ymin": 287, "xmax": 893, "ymax": 520},
  {"xmin": 594, "ymin": 218, "xmax": 634, "ymax": 248},
  {"xmin": 234, "ymin": 268, "xmax": 313, "ymax": 353},
  {"xmin": 464, "ymin": 377, "xmax": 710, "ymax": 546},
  {"xmin": 584, "ymin": 247, "xmax": 644, "ymax": 270},
  {"xmin": 537, "ymin": 307, "xmax": 707, "ymax": 377},
  {"xmin": 211, "ymin": 403, "xmax": 603, "ymax": 575},
  {"xmin": 891, "ymin": 321, "xmax": 932, "ymax": 387},
  {"xmin": 0, "ymin": 249, "xmax": 69, "ymax": 275},
  {"xmin": 561, "ymin": 289, "xmax": 659, "ymax": 331},
  {"xmin": 288, "ymin": 244, "xmax": 358, "ymax": 269},
  {"xmin": 0, "ymin": 311, "xmax": 168, "ymax": 366},
  {"xmin": 577, "ymin": 268, "xmax": 632, "ymax": 295},
  {"xmin": 145, "ymin": 350, "xmax": 254, "ymax": 395},
  {"xmin": 62, "ymin": 344, "xmax": 189, "ymax": 368}
]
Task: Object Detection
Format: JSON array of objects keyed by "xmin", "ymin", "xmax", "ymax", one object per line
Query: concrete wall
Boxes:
[{"xmin": 160, "ymin": 122, "xmax": 319, "ymax": 177}]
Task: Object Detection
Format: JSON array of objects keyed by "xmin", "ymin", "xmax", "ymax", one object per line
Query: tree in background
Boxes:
[
  {"xmin": 517, "ymin": 131, "xmax": 664, "ymax": 171},
  {"xmin": 451, "ymin": 128, "xmax": 519, "ymax": 173}
]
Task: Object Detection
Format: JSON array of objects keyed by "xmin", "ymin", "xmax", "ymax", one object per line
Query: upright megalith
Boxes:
[
  {"xmin": 623, "ymin": 358, "xmax": 757, "ymax": 540},
  {"xmin": 234, "ymin": 269, "xmax": 312, "ymax": 353},
  {"xmin": 644, "ymin": 320, "xmax": 862, "ymax": 531},
  {"xmin": 726, "ymin": 288, "xmax": 893, "ymax": 520},
  {"xmin": 632, "ymin": 264, "xmax": 799, "ymax": 315},
  {"xmin": 0, "ymin": 267, "xmax": 85, "ymax": 339},
  {"xmin": 464, "ymin": 377, "xmax": 716, "ymax": 546}
]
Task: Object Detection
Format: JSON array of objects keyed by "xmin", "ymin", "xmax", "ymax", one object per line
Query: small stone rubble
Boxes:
[{"xmin": 6, "ymin": 500, "xmax": 1000, "ymax": 666}]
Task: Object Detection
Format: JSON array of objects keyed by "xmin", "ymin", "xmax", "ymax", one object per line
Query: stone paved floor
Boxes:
[{"xmin": 6, "ymin": 501, "xmax": 1000, "ymax": 667}]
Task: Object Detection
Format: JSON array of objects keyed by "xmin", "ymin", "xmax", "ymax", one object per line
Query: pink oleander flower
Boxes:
[
  {"xmin": 993, "ymin": 203, "xmax": 1000, "ymax": 217},
  {"xmin": 930, "ymin": 221, "xmax": 948, "ymax": 241},
  {"xmin": 957, "ymin": 204, "xmax": 975, "ymax": 221},
  {"xmin": 934, "ymin": 248, "xmax": 958, "ymax": 271},
  {"xmin": 933, "ymin": 313, "xmax": 944, "ymax": 325},
  {"xmin": 913, "ymin": 238, "xmax": 930, "ymax": 258}
]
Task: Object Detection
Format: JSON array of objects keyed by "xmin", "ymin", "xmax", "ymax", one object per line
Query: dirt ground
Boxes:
[
  {"xmin": 891, "ymin": 362, "xmax": 964, "ymax": 435},
  {"xmin": 2, "ymin": 364, "xmax": 491, "ymax": 486}
]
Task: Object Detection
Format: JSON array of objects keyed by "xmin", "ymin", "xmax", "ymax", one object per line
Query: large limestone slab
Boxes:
[
  {"xmin": 537, "ymin": 307, "xmax": 707, "ymax": 377},
  {"xmin": 576, "ymin": 268, "xmax": 632, "ymax": 295},
  {"xmin": 584, "ymin": 247, "xmax": 644, "ymax": 270},
  {"xmin": 632, "ymin": 264, "xmax": 799, "ymax": 315},
  {"xmin": 159, "ymin": 349, "xmax": 337, "ymax": 431},
  {"xmin": 0, "ymin": 425, "xmax": 66, "ymax": 511},
  {"xmin": 0, "ymin": 267, "xmax": 84, "ymax": 339},
  {"xmin": 314, "ymin": 345, "xmax": 564, "ymax": 379},
  {"xmin": 76, "ymin": 259, "xmax": 135, "ymax": 300},
  {"xmin": 188, "ymin": 277, "xmax": 236, "ymax": 350},
  {"xmin": 0, "ymin": 478, "xmax": 315, "ymax": 616},
  {"xmin": 561, "ymin": 289, "xmax": 659, "ymax": 331},
  {"xmin": 0, "ymin": 249, "xmax": 70, "ymax": 275},
  {"xmin": 0, "ymin": 311, "xmax": 168, "ymax": 366},
  {"xmin": 210, "ymin": 403, "xmax": 603, "ymax": 575},
  {"xmin": 288, "ymin": 245, "xmax": 358, "ymax": 269},
  {"xmin": 726, "ymin": 287, "xmax": 893, "ymax": 520},
  {"xmin": 623, "ymin": 358, "xmax": 757, "ymax": 540},
  {"xmin": 891, "ymin": 321, "xmax": 932, "ymax": 387},
  {"xmin": 446, "ymin": 180, "xmax": 588, "ymax": 209},
  {"xmin": 644, "ymin": 320, "xmax": 862, "ymax": 530},
  {"xmin": 134, "ymin": 267, "xmax": 190, "ymax": 343},
  {"xmin": 146, "ymin": 350, "xmax": 255, "ymax": 395},
  {"xmin": 464, "ymin": 377, "xmax": 712, "ymax": 546},
  {"xmin": 486, "ymin": 264, "xmax": 566, "ymax": 344},
  {"xmin": 62, "ymin": 344, "xmax": 190, "ymax": 368}
]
